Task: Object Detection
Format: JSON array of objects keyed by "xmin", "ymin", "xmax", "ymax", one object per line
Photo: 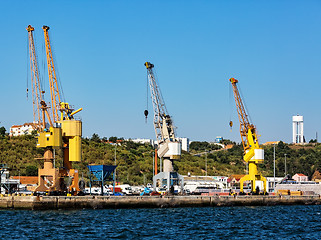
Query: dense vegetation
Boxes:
[{"xmin": 1, "ymin": 130, "xmax": 321, "ymax": 185}]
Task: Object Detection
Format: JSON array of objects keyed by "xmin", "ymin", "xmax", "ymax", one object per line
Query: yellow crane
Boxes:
[
  {"xmin": 42, "ymin": 25, "xmax": 83, "ymax": 193},
  {"xmin": 27, "ymin": 25, "xmax": 63, "ymax": 193},
  {"xmin": 229, "ymin": 78, "xmax": 267, "ymax": 194},
  {"xmin": 27, "ymin": 25, "xmax": 82, "ymax": 194}
]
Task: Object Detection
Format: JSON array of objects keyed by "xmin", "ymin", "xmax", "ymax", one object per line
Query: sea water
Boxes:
[{"xmin": 0, "ymin": 205, "xmax": 320, "ymax": 239}]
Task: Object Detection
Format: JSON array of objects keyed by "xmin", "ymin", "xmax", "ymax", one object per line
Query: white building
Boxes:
[
  {"xmin": 178, "ymin": 137, "xmax": 189, "ymax": 152},
  {"xmin": 265, "ymin": 177, "xmax": 284, "ymax": 193},
  {"xmin": 132, "ymin": 137, "xmax": 190, "ymax": 152},
  {"xmin": 10, "ymin": 122, "xmax": 37, "ymax": 137},
  {"xmin": 0, "ymin": 165, "xmax": 20, "ymax": 194},
  {"xmin": 128, "ymin": 138, "xmax": 155, "ymax": 146},
  {"xmin": 292, "ymin": 115, "xmax": 304, "ymax": 144}
]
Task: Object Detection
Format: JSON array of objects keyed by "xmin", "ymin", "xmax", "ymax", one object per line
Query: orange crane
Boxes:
[{"xmin": 230, "ymin": 78, "xmax": 267, "ymax": 194}]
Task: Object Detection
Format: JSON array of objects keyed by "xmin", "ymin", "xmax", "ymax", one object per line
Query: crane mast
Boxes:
[
  {"xmin": 230, "ymin": 78, "xmax": 266, "ymax": 194},
  {"xmin": 145, "ymin": 62, "xmax": 183, "ymax": 192}
]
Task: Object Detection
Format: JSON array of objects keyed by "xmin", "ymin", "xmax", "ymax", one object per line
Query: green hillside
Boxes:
[{"xmin": 1, "ymin": 133, "xmax": 321, "ymax": 185}]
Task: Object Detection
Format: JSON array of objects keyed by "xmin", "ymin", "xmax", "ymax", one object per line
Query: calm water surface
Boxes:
[{"xmin": 0, "ymin": 205, "xmax": 320, "ymax": 239}]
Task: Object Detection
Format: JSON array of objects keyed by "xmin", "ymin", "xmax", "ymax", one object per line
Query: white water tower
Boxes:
[{"xmin": 292, "ymin": 115, "xmax": 304, "ymax": 144}]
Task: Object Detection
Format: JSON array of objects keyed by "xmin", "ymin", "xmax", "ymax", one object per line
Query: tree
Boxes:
[
  {"xmin": 109, "ymin": 136, "xmax": 117, "ymax": 143},
  {"xmin": 91, "ymin": 133, "xmax": 100, "ymax": 142},
  {"xmin": 25, "ymin": 165, "xmax": 38, "ymax": 176},
  {"xmin": 0, "ymin": 126, "xmax": 6, "ymax": 137}
]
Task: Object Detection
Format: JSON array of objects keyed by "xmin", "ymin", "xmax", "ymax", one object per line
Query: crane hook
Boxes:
[
  {"xmin": 229, "ymin": 120, "xmax": 233, "ymax": 131},
  {"xmin": 144, "ymin": 110, "xmax": 148, "ymax": 123}
]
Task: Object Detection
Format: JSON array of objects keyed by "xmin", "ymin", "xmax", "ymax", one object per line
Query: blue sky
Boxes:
[{"xmin": 1, "ymin": 0, "xmax": 321, "ymax": 143}]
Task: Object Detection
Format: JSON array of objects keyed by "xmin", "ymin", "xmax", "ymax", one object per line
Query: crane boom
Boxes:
[
  {"xmin": 229, "ymin": 77, "xmax": 266, "ymax": 194},
  {"xmin": 145, "ymin": 62, "xmax": 176, "ymax": 143},
  {"xmin": 27, "ymin": 25, "xmax": 48, "ymax": 130},
  {"xmin": 43, "ymin": 25, "xmax": 62, "ymax": 123},
  {"xmin": 230, "ymin": 78, "xmax": 259, "ymax": 155}
]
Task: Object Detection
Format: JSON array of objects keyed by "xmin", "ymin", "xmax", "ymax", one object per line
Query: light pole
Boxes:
[
  {"xmin": 273, "ymin": 143, "xmax": 276, "ymax": 190},
  {"xmin": 284, "ymin": 153, "xmax": 287, "ymax": 176},
  {"xmin": 113, "ymin": 144, "xmax": 117, "ymax": 194},
  {"xmin": 152, "ymin": 151, "xmax": 155, "ymax": 178},
  {"xmin": 205, "ymin": 149, "xmax": 208, "ymax": 177},
  {"xmin": 114, "ymin": 144, "xmax": 117, "ymax": 181}
]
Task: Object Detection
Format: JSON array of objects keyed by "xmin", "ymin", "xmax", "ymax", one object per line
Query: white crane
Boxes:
[{"xmin": 144, "ymin": 62, "xmax": 183, "ymax": 192}]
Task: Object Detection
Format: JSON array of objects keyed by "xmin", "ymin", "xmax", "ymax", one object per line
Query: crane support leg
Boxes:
[{"xmin": 240, "ymin": 161, "xmax": 267, "ymax": 194}]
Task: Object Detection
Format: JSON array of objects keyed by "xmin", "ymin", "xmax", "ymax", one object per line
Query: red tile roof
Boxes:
[{"xmin": 11, "ymin": 176, "xmax": 38, "ymax": 185}]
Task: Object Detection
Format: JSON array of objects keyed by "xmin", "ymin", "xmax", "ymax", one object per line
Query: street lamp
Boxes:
[
  {"xmin": 113, "ymin": 144, "xmax": 117, "ymax": 194},
  {"xmin": 284, "ymin": 153, "xmax": 287, "ymax": 176},
  {"xmin": 273, "ymin": 143, "xmax": 276, "ymax": 190},
  {"xmin": 205, "ymin": 149, "xmax": 208, "ymax": 177}
]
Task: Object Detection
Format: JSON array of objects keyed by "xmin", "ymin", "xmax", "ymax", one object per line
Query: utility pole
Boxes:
[
  {"xmin": 152, "ymin": 151, "xmax": 155, "ymax": 178},
  {"xmin": 205, "ymin": 149, "xmax": 208, "ymax": 177},
  {"xmin": 114, "ymin": 144, "xmax": 117, "ymax": 182},
  {"xmin": 273, "ymin": 144, "xmax": 276, "ymax": 190},
  {"xmin": 284, "ymin": 153, "xmax": 287, "ymax": 176}
]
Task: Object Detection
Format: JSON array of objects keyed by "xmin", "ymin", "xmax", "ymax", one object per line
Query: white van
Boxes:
[{"xmin": 118, "ymin": 184, "xmax": 133, "ymax": 195}]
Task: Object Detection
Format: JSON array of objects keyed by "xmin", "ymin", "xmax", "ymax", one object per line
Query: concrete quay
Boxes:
[{"xmin": 0, "ymin": 195, "xmax": 320, "ymax": 210}]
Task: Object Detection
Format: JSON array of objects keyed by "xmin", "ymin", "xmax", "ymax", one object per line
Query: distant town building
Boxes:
[
  {"xmin": 182, "ymin": 175, "xmax": 229, "ymax": 193},
  {"xmin": 10, "ymin": 122, "xmax": 37, "ymax": 137},
  {"xmin": 275, "ymin": 182, "xmax": 321, "ymax": 195},
  {"xmin": 293, "ymin": 173, "xmax": 308, "ymax": 182},
  {"xmin": 11, "ymin": 176, "xmax": 38, "ymax": 192},
  {"xmin": 224, "ymin": 144, "xmax": 234, "ymax": 150},
  {"xmin": 178, "ymin": 137, "xmax": 189, "ymax": 152},
  {"xmin": 130, "ymin": 137, "xmax": 190, "ymax": 152},
  {"xmin": 262, "ymin": 141, "xmax": 280, "ymax": 146},
  {"xmin": 292, "ymin": 115, "xmax": 304, "ymax": 144},
  {"xmin": 227, "ymin": 174, "xmax": 245, "ymax": 189},
  {"xmin": 266, "ymin": 177, "xmax": 284, "ymax": 192},
  {"xmin": 0, "ymin": 164, "xmax": 20, "ymax": 194},
  {"xmin": 128, "ymin": 138, "xmax": 155, "ymax": 146}
]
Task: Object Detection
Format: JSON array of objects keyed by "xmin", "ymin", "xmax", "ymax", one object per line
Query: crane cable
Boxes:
[
  {"xmin": 144, "ymin": 72, "xmax": 149, "ymax": 123},
  {"xmin": 42, "ymin": 36, "xmax": 46, "ymax": 96},
  {"xmin": 26, "ymin": 34, "xmax": 29, "ymax": 100},
  {"xmin": 229, "ymin": 82, "xmax": 233, "ymax": 131}
]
